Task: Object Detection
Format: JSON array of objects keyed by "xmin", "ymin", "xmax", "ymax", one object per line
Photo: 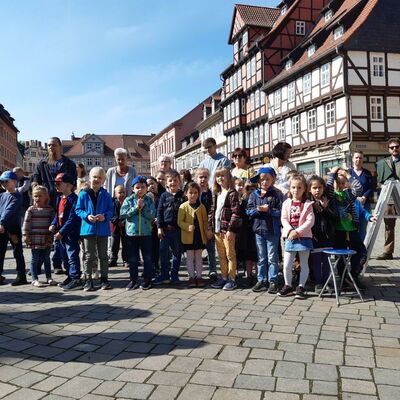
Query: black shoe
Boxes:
[
  {"xmin": 58, "ymin": 277, "xmax": 72, "ymax": 288},
  {"xmin": 208, "ymin": 271, "xmax": 218, "ymax": 282},
  {"xmin": 108, "ymin": 261, "xmax": 118, "ymax": 268},
  {"xmin": 100, "ymin": 277, "xmax": 112, "ymax": 290},
  {"xmin": 252, "ymin": 281, "xmax": 267, "ymax": 292},
  {"xmin": 278, "ymin": 285, "xmax": 294, "ymax": 297},
  {"xmin": 83, "ymin": 280, "xmax": 95, "ymax": 291},
  {"xmin": 295, "ymin": 286, "xmax": 307, "ymax": 299},
  {"xmin": 353, "ymin": 275, "xmax": 367, "ymax": 290},
  {"xmin": 140, "ymin": 280, "xmax": 152, "ymax": 290},
  {"xmin": 54, "ymin": 267, "xmax": 64, "ymax": 275},
  {"xmin": 126, "ymin": 280, "xmax": 140, "ymax": 290},
  {"xmin": 11, "ymin": 275, "xmax": 28, "ymax": 286},
  {"xmin": 0, "ymin": 275, "xmax": 5, "ymax": 285},
  {"xmin": 268, "ymin": 281, "xmax": 278, "ymax": 294},
  {"xmin": 62, "ymin": 279, "xmax": 83, "ymax": 291},
  {"xmin": 376, "ymin": 253, "xmax": 393, "ymax": 260}
]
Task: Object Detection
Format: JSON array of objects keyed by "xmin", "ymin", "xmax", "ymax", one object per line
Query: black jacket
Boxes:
[{"xmin": 157, "ymin": 190, "xmax": 185, "ymax": 229}]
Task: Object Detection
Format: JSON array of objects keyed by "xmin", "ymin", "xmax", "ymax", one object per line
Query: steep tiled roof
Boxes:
[
  {"xmin": 235, "ymin": 4, "xmax": 280, "ymax": 28},
  {"xmin": 0, "ymin": 104, "xmax": 19, "ymax": 132},
  {"xmin": 263, "ymin": 0, "xmax": 379, "ymax": 91}
]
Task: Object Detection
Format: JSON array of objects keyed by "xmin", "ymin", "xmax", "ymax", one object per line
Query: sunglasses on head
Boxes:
[{"xmin": 389, "ymin": 145, "xmax": 399, "ymax": 150}]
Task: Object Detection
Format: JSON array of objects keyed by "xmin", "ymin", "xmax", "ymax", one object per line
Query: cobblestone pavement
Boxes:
[{"xmin": 0, "ymin": 224, "xmax": 399, "ymax": 400}]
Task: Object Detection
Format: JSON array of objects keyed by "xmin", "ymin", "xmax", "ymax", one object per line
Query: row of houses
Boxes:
[
  {"xmin": 0, "ymin": 104, "xmax": 20, "ymax": 172},
  {"xmin": 149, "ymin": 0, "xmax": 400, "ymax": 177}
]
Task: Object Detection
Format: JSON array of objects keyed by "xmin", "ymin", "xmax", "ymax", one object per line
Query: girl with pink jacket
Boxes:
[{"xmin": 278, "ymin": 174, "xmax": 315, "ymax": 299}]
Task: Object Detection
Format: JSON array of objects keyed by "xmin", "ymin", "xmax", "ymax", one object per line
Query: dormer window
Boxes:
[
  {"xmin": 325, "ymin": 9, "xmax": 333, "ymax": 22},
  {"xmin": 296, "ymin": 21, "xmax": 306, "ymax": 36},
  {"xmin": 285, "ymin": 59, "xmax": 293, "ymax": 70},
  {"xmin": 86, "ymin": 143, "xmax": 92, "ymax": 151},
  {"xmin": 308, "ymin": 45, "xmax": 316, "ymax": 57},
  {"xmin": 281, "ymin": 5, "xmax": 287, "ymax": 15},
  {"xmin": 333, "ymin": 25, "xmax": 344, "ymax": 40},
  {"xmin": 242, "ymin": 30, "xmax": 248, "ymax": 47}
]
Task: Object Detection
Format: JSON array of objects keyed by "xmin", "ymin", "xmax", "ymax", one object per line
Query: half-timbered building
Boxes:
[{"xmin": 263, "ymin": 0, "xmax": 400, "ymax": 176}]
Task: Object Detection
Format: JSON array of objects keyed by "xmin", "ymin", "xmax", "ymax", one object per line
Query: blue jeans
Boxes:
[
  {"xmin": 52, "ymin": 239, "xmax": 63, "ymax": 268},
  {"xmin": 59, "ymin": 238, "xmax": 81, "ymax": 280},
  {"xmin": 127, "ymin": 236, "xmax": 153, "ymax": 281},
  {"xmin": 31, "ymin": 248, "xmax": 52, "ymax": 281},
  {"xmin": 358, "ymin": 203, "xmax": 371, "ymax": 242},
  {"xmin": 255, "ymin": 233, "xmax": 279, "ymax": 283},
  {"xmin": 0, "ymin": 230, "xmax": 26, "ymax": 276},
  {"xmin": 206, "ymin": 237, "xmax": 217, "ymax": 274},
  {"xmin": 160, "ymin": 230, "xmax": 181, "ymax": 280}
]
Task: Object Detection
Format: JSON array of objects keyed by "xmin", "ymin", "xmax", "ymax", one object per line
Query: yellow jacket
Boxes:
[{"xmin": 177, "ymin": 201, "xmax": 208, "ymax": 245}]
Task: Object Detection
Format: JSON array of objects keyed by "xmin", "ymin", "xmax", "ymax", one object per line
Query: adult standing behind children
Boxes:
[
  {"xmin": 104, "ymin": 148, "xmax": 137, "ymax": 197},
  {"xmin": 0, "ymin": 171, "xmax": 27, "ymax": 286},
  {"xmin": 375, "ymin": 138, "xmax": 400, "ymax": 260},
  {"xmin": 199, "ymin": 138, "xmax": 231, "ymax": 188}
]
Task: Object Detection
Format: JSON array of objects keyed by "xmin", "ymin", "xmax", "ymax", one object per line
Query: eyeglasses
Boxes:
[{"xmin": 389, "ymin": 145, "xmax": 400, "ymax": 150}]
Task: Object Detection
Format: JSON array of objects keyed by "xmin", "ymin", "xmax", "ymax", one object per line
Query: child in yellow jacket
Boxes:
[{"xmin": 178, "ymin": 182, "xmax": 208, "ymax": 287}]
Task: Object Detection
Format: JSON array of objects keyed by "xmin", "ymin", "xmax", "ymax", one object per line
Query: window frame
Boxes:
[
  {"xmin": 291, "ymin": 115, "xmax": 300, "ymax": 136},
  {"xmin": 303, "ymin": 73, "xmax": 312, "ymax": 95},
  {"xmin": 307, "ymin": 109, "xmax": 316, "ymax": 131},
  {"xmin": 287, "ymin": 82, "xmax": 295, "ymax": 103},
  {"xmin": 321, "ymin": 63, "xmax": 330, "ymax": 88},
  {"xmin": 296, "ymin": 21, "xmax": 306, "ymax": 36},
  {"xmin": 326, "ymin": 102, "xmax": 336, "ymax": 126},
  {"xmin": 278, "ymin": 120, "xmax": 286, "ymax": 141},
  {"xmin": 370, "ymin": 96, "xmax": 384, "ymax": 121}
]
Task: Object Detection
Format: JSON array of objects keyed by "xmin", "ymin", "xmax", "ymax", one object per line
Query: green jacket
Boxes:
[
  {"xmin": 376, "ymin": 157, "xmax": 400, "ymax": 185},
  {"xmin": 120, "ymin": 193, "xmax": 156, "ymax": 236}
]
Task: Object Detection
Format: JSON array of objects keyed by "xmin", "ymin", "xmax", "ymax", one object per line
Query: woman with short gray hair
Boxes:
[
  {"xmin": 158, "ymin": 154, "xmax": 173, "ymax": 173},
  {"xmin": 104, "ymin": 148, "xmax": 137, "ymax": 196}
]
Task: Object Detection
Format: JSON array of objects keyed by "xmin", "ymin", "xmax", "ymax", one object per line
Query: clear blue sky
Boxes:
[{"xmin": 1, "ymin": 0, "xmax": 276, "ymax": 142}]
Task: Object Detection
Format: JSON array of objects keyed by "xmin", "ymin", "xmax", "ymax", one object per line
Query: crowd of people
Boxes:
[{"xmin": 0, "ymin": 135, "xmax": 397, "ymax": 299}]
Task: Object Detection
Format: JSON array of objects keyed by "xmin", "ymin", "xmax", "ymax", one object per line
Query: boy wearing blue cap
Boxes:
[
  {"xmin": 76, "ymin": 167, "xmax": 113, "ymax": 291},
  {"xmin": 0, "ymin": 171, "xmax": 27, "ymax": 285},
  {"xmin": 120, "ymin": 176, "xmax": 156, "ymax": 290},
  {"xmin": 247, "ymin": 167, "xmax": 284, "ymax": 293}
]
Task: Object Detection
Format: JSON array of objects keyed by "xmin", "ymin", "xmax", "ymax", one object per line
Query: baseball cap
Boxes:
[
  {"xmin": 131, "ymin": 176, "xmax": 147, "ymax": 187},
  {"xmin": 54, "ymin": 173, "xmax": 75, "ymax": 184},
  {"xmin": 250, "ymin": 167, "xmax": 277, "ymax": 183},
  {"xmin": 0, "ymin": 171, "xmax": 18, "ymax": 181}
]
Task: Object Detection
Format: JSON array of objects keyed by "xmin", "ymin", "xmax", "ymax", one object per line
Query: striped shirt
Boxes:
[{"xmin": 22, "ymin": 206, "xmax": 54, "ymax": 249}]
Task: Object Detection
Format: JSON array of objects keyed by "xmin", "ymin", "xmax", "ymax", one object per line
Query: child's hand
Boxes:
[
  {"xmin": 357, "ymin": 196, "xmax": 366, "ymax": 206},
  {"xmin": 88, "ymin": 215, "xmax": 97, "ymax": 223},
  {"xmin": 49, "ymin": 225, "xmax": 57, "ymax": 233},
  {"xmin": 257, "ymin": 204, "xmax": 269, "ymax": 213},
  {"xmin": 370, "ymin": 216, "xmax": 378, "ymax": 223},
  {"xmin": 138, "ymin": 198, "xmax": 144, "ymax": 209},
  {"xmin": 288, "ymin": 230, "xmax": 299, "ymax": 240},
  {"xmin": 330, "ymin": 166, "xmax": 340, "ymax": 174},
  {"xmin": 0, "ymin": 225, "xmax": 4, "ymax": 234},
  {"xmin": 54, "ymin": 232, "xmax": 63, "ymax": 240},
  {"xmin": 95, "ymin": 214, "xmax": 105, "ymax": 222},
  {"xmin": 24, "ymin": 237, "xmax": 31, "ymax": 246},
  {"xmin": 321, "ymin": 197, "xmax": 330, "ymax": 209},
  {"xmin": 207, "ymin": 229, "xmax": 214, "ymax": 240},
  {"xmin": 158, "ymin": 228, "xmax": 165, "ymax": 239},
  {"xmin": 188, "ymin": 225, "xmax": 195, "ymax": 232},
  {"xmin": 226, "ymin": 231, "xmax": 235, "ymax": 242}
]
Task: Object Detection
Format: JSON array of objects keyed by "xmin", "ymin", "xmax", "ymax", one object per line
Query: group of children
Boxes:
[{"xmin": 0, "ymin": 162, "xmax": 376, "ymax": 298}]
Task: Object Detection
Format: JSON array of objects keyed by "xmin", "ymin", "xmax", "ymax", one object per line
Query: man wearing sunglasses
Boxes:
[{"xmin": 376, "ymin": 137, "xmax": 400, "ymax": 260}]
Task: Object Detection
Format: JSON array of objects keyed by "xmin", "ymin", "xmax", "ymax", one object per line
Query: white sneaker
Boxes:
[
  {"xmin": 31, "ymin": 280, "xmax": 44, "ymax": 288},
  {"xmin": 47, "ymin": 279, "xmax": 58, "ymax": 286}
]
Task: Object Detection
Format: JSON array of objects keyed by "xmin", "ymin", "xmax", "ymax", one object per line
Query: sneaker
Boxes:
[
  {"xmin": 58, "ymin": 277, "xmax": 72, "ymax": 288},
  {"xmin": 376, "ymin": 253, "xmax": 393, "ymax": 260},
  {"xmin": 170, "ymin": 276, "xmax": 181, "ymax": 284},
  {"xmin": 100, "ymin": 278, "xmax": 112, "ymax": 290},
  {"xmin": 140, "ymin": 280, "xmax": 152, "ymax": 290},
  {"xmin": 223, "ymin": 280, "xmax": 237, "ymax": 291},
  {"xmin": 208, "ymin": 271, "xmax": 218, "ymax": 282},
  {"xmin": 196, "ymin": 277, "xmax": 206, "ymax": 288},
  {"xmin": 83, "ymin": 280, "xmax": 95, "ymax": 292},
  {"xmin": 47, "ymin": 279, "xmax": 58, "ymax": 286},
  {"xmin": 54, "ymin": 267, "xmax": 64, "ymax": 275},
  {"xmin": 11, "ymin": 275, "xmax": 28, "ymax": 286},
  {"xmin": 153, "ymin": 275, "xmax": 171, "ymax": 285},
  {"xmin": 211, "ymin": 278, "xmax": 227, "ymax": 289},
  {"xmin": 278, "ymin": 285, "xmax": 294, "ymax": 297},
  {"xmin": 62, "ymin": 279, "xmax": 83, "ymax": 291},
  {"xmin": 252, "ymin": 281, "xmax": 267, "ymax": 292},
  {"xmin": 31, "ymin": 280, "xmax": 44, "ymax": 288},
  {"xmin": 187, "ymin": 278, "xmax": 197, "ymax": 288},
  {"xmin": 246, "ymin": 276, "xmax": 255, "ymax": 288},
  {"xmin": 126, "ymin": 280, "xmax": 140, "ymax": 290},
  {"xmin": 295, "ymin": 286, "xmax": 307, "ymax": 299},
  {"xmin": 0, "ymin": 275, "xmax": 5, "ymax": 285},
  {"xmin": 268, "ymin": 281, "xmax": 278, "ymax": 294}
]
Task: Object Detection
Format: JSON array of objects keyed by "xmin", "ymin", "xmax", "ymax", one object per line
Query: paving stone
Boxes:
[
  {"xmin": 242, "ymin": 359, "xmax": 274, "ymax": 376},
  {"xmin": 115, "ymin": 368, "xmax": 153, "ymax": 383},
  {"xmin": 340, "ymin": 366, "xmax": 373, "ymax": 380},
  {"xmin": 10, "ymin": 371, "xmax": 48, "ymax": 388},
  {"xmin": 149, "ymin": 385, "xmax": 181, "ymax": 400},
  {"xmin": 242, "ymin": 339, "xmax": 275, "ymax": 349},
  {"xmin": 312, "ymin": 380, "xmax": 338, "ymax": 395},
  {"xmin": 276, "ymin": 378, "xmax": 310, "ymax": 394},
  {"xmin": 165, "ymin": 356, "xmax": 202, "ymax": 373},
  {"xmin": 81, "ymin": 365, "xmax": 124, "ymax": 380},
  {"xmin": 92, "ymin": 381, "xmax": 125, "ymax": 397},
  {"xmin": 377, "ymin": 385, "xmax": 400, "ymax": 400},
  {"xmin": 116, "ymin": 383, "xmax": 155, "ymax": 399},
  {"xmin": 218, "ymin": 345, "xmax": 249, "ymax": 362},
  {"xmin": 0, "ymin": 365, "xmax": 27, "ymax": 381},
  {"xmin": 135, "ymin": 355, "xmax": 174, "ymax": 370},
  {"xmin": 234, "ymin": 374, "xmax": 275, "ymax": 390},
  {"xmin": 212, "ymin": 388, "xmax": 262, "ymax": 400},
  {"xmin": 191, "ymin": 371, "xmax": 237, "ymax": 387},
  {"xmin": 341, "ymin": 379, "xmax": 377, "ymax": 395},
  {"xmin": 177, "ymin": 384, "xmax": 216, "ymax": 400},
  {"xmin": 189, "ymin": 344, "xmax": 222, "ymax": 359},
  {"xmin": 2, "ymin": 388, "xmax": 46, "ymax": 400},
  {"xmin": 32, "ymin": 376, "xmax": 68, "ymax": 392},
  {"xmin": 342, "ymin": 394, "xmax": 378, "ymax": 400},
  {"xmin": 274, "ymin": 361, "xmax": 305, "ymax": 379},
  {"xmin": 198, "ymin": 359, "xmax": 243, "ymax": 374},
  {"xmin": 0, "ymin": 382, "xmax": 18, "ymax": 397},
  {"xmin": 263, "ymin": 393, "xmax": 299, "ymax": 400},
  {"xmin": 314, "ymin": 349, "xmax": 343, "ymax": 365},
  {"xmin": 306, "ymin": 363, "xmax": 338, "ymax": 381},
  {"xmin": 52, "ymin": 376, "xmax": 102, "ymax": 398},
  {"xmin": 148, "ymin": 371, "xmax": 191, "ymax": 386},
  {"xmin": 50, "ymin": 362, "xmax": 91, "ymax": 378}
]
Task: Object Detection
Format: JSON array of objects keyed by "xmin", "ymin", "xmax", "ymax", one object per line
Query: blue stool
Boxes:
[{"xmin": 320, "ymin": 249, "xmax": 364, "ymax": 306}]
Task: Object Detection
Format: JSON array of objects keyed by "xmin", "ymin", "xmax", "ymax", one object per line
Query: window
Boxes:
[
  {"xmin": 241, "ymin": 98, "xmax": 246, "ymax": 114},
  {"xmin": 333, "ymin": 26, "xmax": 344, "ymax": 40},
  {"xmin": 260, "ymin": 90, "xmax": 266, "ymax": 106},
  {"xmin": 291, "ymin": 115, "xmax": 300, "ymax": 136},
  {"xmin": 238, "ymin": 67, "xmax": 242, "ymax": 85},
  {"xmin": 278, "ymin": 121, "xmax": 286, "ymax": 141},
  {"xmin": 242, "ymin": 31, "xmax": 248, "ymax": 46},
  {"xmin": 370, "ymin": 97, "xmax": 383, "ymax": 120},
  {"xmin": 254, "ymin": 127, "xmax": 259, "ymax": 147},
  {"xmin": 235, "ymin": 99, "xmax": 240, "ymax": 117},
  {"xmin": 227, "ymin": 104, "xmax": 231, "ymax": 120},
  {"xmin": 321, "ymin": 63, "xmax": 330, "ymax": 87},
  {"xmin": 303, "ymin": 73, "xmax": 312, "ymax": 94},
  {"xmin": 87, "ymin": 158, "xmax": 93, "ymax": 166},
  {"xmin": 264, "ymin": 123, "xmax": 269, "ymax": 143},
  {"xmin": 250, "ymin": 93, "xmax": 255, "ymax": 111},
  {"xmin": 246, "ymin": 61, "xmax": 251, "ymax": 78},
  {"xmin": 223, "ymin": 107, "xmax": 227, "ymax": 122},
  {"xmin": 326, "ymin": 102, "xmax": 336, "ymax": 125},
  {"xmin": 255, "ymin": 89, "xmax": 260, "ymax": 109},
  {"xmin": 95, "ymin": 143, "xmax": 101, "ymax": 151},
  {"xmin": 251, "ymin": 57, "xmax": 256, "ymax": 77},
  {"xmin": 245, "ymin": 130, "xmax": 250, "ymax": 148},
  {"xmin": 233, "ymin": 41, "xmax": 239, "ymax": 55},
  {"xmin": 296, "ymin": 21, "xmax": 306, "ymax": 36},
  {"xmin": 308, "ymin": 45, "xmax": 316, "ymax": 57},
  {"xmin": 95, "ymin": 158, "xmax": 101, "ymax": 166},
  {"xmin": 274, "ymin": 89, "xmax": 281, "ymax": 109},
  {"xmin": 86, "ymin": 143, "xmax": 92, "ymax": 150},
  {"xmin": 372, "ymin": 56, "xmax": 384, "ymax": 77},
  {"xmin": 281, "ymin": 5, "xmax": 287, "ymax": 15},
  {"xmin": 285, "ymin": 59, "xmax": 293, "ymax": 70},
  {"xmin": 233, "ymin": 73, "xmax": 238, "ymax": 90},
  {"xmin": 249, "ymin": 129, "xmax": 254, "ymax": 148},
  {"xmin": 288, "ymin": 82, "xmax": 295, "ymax": 103},
  {"xmin": 325, "ymin": 10, "xmax": 333, "ymax": 22},
  {"xmin": 308, "ymin": 109, "xmax": 316, "ymax": 131},
  {"xmin": 259, "ymin": 124, "xmax": 264, "ymax": 145}
]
